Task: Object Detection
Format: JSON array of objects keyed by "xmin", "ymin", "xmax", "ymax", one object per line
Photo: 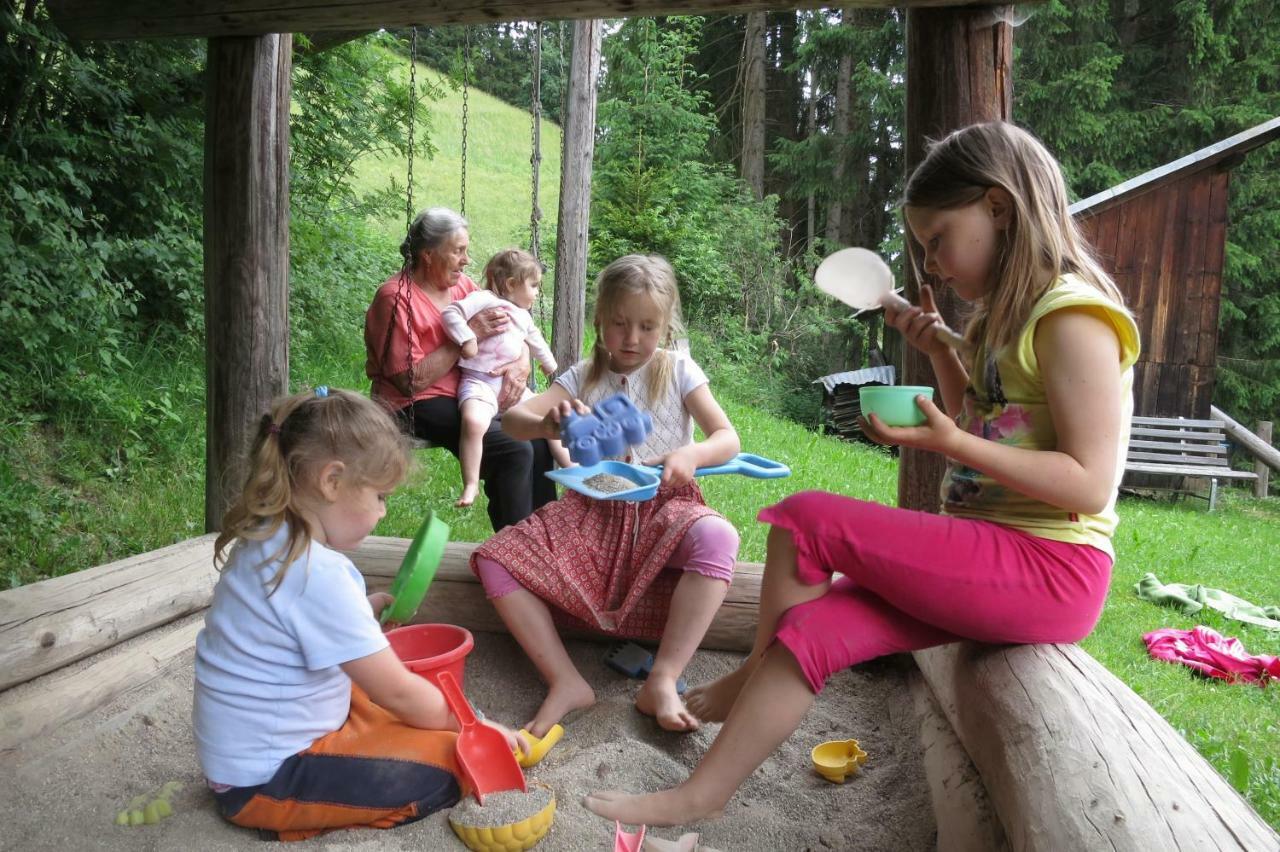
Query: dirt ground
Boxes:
[{"xmin": 0, "ymin": 616, "xmax": 935, "ymax": 851}]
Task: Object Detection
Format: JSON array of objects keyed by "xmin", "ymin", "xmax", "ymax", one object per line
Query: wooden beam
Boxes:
[
  {"xmin": 204, "ymin": 34, "xmax": 292, "ymax": 530},
  {"xmin": 913, "ymin": 642, "xmax": 1279, "ymax": 850},
  {"xmin": 1255, "ymin": 421, "xmax": 1272, "ymax": 498},
  {"xmin": 899, "ymin": 5, "xmax": 1013, "ymax": 513},
  {"xmin": 1212, "ymin": 405, "xmax": 1280, "ymax": 475},
  {"xmin": 346, "ymin": 536, "xmax": 762, "ymax": 652},
  {"xmin": 46, "ymin": 0, "xmax": 990, "ymax": 42},
  {"xmin": 0, "ymin": 535, "xmax": 217, "ymax": 691},
  {"xmin": 550, "ymin": 19, "xmax": 600, "ymax": 374},
  {"xmin": 0, "ymin": 619, "xmax": 203, "ymax": 754}
]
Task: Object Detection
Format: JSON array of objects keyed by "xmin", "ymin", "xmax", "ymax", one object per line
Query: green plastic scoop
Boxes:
[{"xmin": 380, "ymin": 510, "xmax": 450, "ymax": 625}]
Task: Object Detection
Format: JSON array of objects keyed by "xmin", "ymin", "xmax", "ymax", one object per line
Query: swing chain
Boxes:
[
  {"xmin": 406, "ymin": 25, "xmax": 417, "ymax": 230},
  {"xmin": 460, "ymin": 27, "xmax": 471, "ymax": 218},
  {"xmin": 529, "ymin": 21, "xmax": 543, "ymax": 262}
]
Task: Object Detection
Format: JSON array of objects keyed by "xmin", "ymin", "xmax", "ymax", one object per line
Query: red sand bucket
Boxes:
[{"xmin": 387, "ymin": 624, "xmax": 474, "ymax": 690}]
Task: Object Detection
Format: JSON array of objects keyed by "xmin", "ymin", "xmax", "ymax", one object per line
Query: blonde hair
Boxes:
[
  {"xmin": 903, "ymin": 121, "xmax": 1124, "ymax": 357},
  {"xmin": 583, "ymin": 254, "xmax": 686, "ymax": 406},
  {"xmin": 214, "ymin": 388, "xmax": 410, "ymax": 590},
  {"xmin": 483, "ymin": 248, "xmax": 542, "ymax": 301}
]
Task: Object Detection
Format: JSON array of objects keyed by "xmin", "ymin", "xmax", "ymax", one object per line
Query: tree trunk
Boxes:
[
  {"xmin": 825, "ymin": 9, "xmax": 853, "ymax": 245},
  {"xmin": 551, "ymin": 19, "xmax": 601, "ymax": 372},
  {"xmin": 899, "ymin": 7, "xmax": 1011, "ymax": 513},
  {"xmin": 805, "ymin": 70, "xmax": 817, "ymax": 250},
  {"xmin": 740, "ymin": 11, "xmax": 767, "ymax": 200},
  {"xmin": 204, "ymin": 34, "xmax": 292, "ymax": 530}
]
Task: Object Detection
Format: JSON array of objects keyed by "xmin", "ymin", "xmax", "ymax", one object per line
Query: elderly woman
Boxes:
[{"xmin": 364, "ymin": 207, "xmax": 556, "ymax": 530}]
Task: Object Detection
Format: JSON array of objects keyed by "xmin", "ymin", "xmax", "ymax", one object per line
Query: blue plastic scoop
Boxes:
[{"xmin": 545, "ymin": 452, "xmax": 790, "ymax": 501}]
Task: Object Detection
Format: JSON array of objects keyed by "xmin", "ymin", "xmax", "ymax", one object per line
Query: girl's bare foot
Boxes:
[
  {"xmin": 456, "ymin": 483, "xmax": 480, "ymax": 507},
  {"xmin": 685, "ymin": 660, "xmax": 755, "ymax": 723},
  {"xmin": 584, "ymin": 787, "xmax": 723, "ymax": 827},
  {"xmin": 527, "ymin": 676, "xmax": 595, "ymax": 737},
  {"xmin": 635, "ymin": 676, "xmax": 699, "ymax": 732}
]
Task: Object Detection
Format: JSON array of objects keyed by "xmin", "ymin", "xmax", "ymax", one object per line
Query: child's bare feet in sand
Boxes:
[
  {"xmin": 584, "ymin": 787, "xmax": 723, "ymax": 827},
  {"xmin": 684, "ymin": 660, "xmax": 755, "ymax": 723},
  {"xmin": 527, "ymin": 675, "xmax": 595, "ymax": 737},
  {"xmin": 635, "ymin": 675, "xmax": 699, "ymax": 732},
  {"xmin": 456, "ymin": 483, "xmax": 480, "ymax": 508}
]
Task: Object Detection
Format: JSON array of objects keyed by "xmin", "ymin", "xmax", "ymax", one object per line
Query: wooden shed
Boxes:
[{"xmin": 1070, "ymin": 117, "xmax": 1280, "ymax": 419}]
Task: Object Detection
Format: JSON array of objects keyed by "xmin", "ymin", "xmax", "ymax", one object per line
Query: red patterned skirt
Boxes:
[{"xmin": 472, "ymin": 482, "xmax": 721, "ymax": 640}]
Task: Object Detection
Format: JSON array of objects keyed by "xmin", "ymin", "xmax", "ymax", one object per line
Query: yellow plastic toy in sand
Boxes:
[
  {"xmin": 514, "ymin": 724, "xmax": 563, "ymax": 768},
  {"xmin": 114, "ymin": 781, "xmax": 182, "ymax": 826},
  {"xmin": 449, "ymin": 789, "xmax": 556, "ymax": 852},
  {"xmin": 810, "ymin": 739, "xmax": 868, "ymax": 783}
]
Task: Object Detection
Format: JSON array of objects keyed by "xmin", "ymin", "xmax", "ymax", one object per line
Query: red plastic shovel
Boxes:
[{"xmin": 437, "ymin": 670, "xmax": 527, "ymax": 804}]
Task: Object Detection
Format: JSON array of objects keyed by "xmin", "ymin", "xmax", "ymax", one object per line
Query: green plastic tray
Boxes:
[{"xmin": 380, "ymin": 510, "xmax": 450, "ymax": 625}]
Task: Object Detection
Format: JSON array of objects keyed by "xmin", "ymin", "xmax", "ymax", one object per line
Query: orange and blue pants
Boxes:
[{"xmin": 213, "ymin": 685, "xmax": 463, "ymax": 841}]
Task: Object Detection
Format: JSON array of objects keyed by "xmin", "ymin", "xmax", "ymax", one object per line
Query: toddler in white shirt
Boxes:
[{"xmin": 442, "ymin": 249, "xmax": 571, "ymax": 506}]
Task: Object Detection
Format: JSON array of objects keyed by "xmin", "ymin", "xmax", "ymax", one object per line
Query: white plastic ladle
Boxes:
[{"xmin": 815, "ymin": 248, "xmax": 971, "ymax": 354}]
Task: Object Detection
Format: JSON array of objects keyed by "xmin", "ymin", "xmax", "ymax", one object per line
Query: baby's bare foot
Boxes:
[
  {"xmin": 584, "ymin": 787, "xmax": 723, "ymax": 827},
  {"xmin": 636, "ymin": 676, "xmax": 699, "ymax": 732},
  {"xmin": 527, "ymin": 677, "xmax": 594, "ymax": 738},
  {"xmin": 685, "ymin": 662, "xmax": 754, "ymax": 723},
  {"xmin": 456, "ymin": 483, "xmax": 480, "ymax": 507}
]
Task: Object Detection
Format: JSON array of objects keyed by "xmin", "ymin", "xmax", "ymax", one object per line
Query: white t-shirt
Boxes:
[
  {"xmin": 193, "ymin": 524, "xmax": 389, "ymax": 787},
  {"xmin": 555, "ymin": 350, "xmax": 709, "ymax": 460}
]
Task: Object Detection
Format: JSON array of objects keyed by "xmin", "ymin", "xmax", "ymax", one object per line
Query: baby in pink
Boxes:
[{"xmin": 441, "ymin": 249, "xmax": 569, "ymax": 507}]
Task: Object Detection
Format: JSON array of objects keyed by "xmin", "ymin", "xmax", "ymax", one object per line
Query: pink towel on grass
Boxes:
[{"xmin": 1143, "ymin": 626, "xmax": 1280, "ymax": 686}]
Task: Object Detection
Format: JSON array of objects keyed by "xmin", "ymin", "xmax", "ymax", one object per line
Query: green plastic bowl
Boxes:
[
  {"xmin": 859, "ymin": 385, "xmax": 935, "ymax": 427},
  {"xmin": 381, "ymin": 510, "xmax": 451, "ymax": 625}
]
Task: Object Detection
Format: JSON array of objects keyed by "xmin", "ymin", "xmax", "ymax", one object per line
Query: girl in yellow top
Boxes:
[{"xmin": 586, "ymin": 121, "xmax": 1141, "ymax": 827}]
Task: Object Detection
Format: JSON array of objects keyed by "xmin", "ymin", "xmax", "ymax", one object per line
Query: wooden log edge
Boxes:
[
  {"xmin": 913, "ymin": 642, "xmax": 1279, "ymax": 850},
  {"xmin": 348, "ymin": 536, "xmax": 761, "ymax": 653}
]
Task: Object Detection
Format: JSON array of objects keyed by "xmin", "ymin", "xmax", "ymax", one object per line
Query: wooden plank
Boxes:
[
  {"xmin": 46, "ymin": 0, "xmax": 980, "ymax": 41},
  {"xmin": 344, "ymin": 536, "xmax": 763, "ymax": 653},
  {"xmin": 0, "ymin": 618, "xmax": 202, "ymax": 753},
  {"xmin": 1136, "ymin": 190, "xmax": 1168, "ymax": 359},
  {"xmin": 1128, "ymin": 440, "xmax": 1227, "ymax": 455},
  {"xmin": 913, "ymin": 642, "xmax": 1279, "ymax": 850},
  {"xmin": 1132, "ymin": 415, "xmax": 1223, "ymax": 428},
  {"xmin": 1130, "ymin": 426, "xmax": 1225, "ymax": 441},
  {"xmin": 0, "ymin": 535, "xmax": 218, "ymax": 691},
  {"xmin": 204, "ymin": 34, "xmax": 292, "ymax": 530},
  {"xmin": 1124, "ymin": 462, "xmax": 1256, "ymax": 479},
  {"xmin": 1126, "ymin": 450, "xmax": 1229, "ymax": 466}
]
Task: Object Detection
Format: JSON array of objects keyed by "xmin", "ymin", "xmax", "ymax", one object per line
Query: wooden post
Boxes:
[
  {"xmin": 203, "ymin": 35, "xmax": 292, "ymax": 530},
  {"xmin": 899, "ymin": 6, "xmax": 1012, "ymax": 512},
  {"xmin": 551, "ymin": 19, "xmax": 601, "ymax": 372},
  {"xmin": 1256, "ymin": 421, "xmax": 1272, "ymax": 498}
]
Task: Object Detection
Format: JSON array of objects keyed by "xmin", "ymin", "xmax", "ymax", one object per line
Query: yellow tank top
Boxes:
[{"xmin": 940, "ymin": 275, "xmax": 1141, "ymax": 559}]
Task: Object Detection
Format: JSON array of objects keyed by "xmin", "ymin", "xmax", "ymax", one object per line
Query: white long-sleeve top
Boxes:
[{"xmin": 441, "ymin": 290, "xmax": 556, "ymax": 375}]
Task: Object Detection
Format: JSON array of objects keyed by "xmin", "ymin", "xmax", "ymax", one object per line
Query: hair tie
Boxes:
[
  {"xmin": 267, "ymin": 423, "xmax": 282, "ymax": 435},
  {"xmin": 315, "ymin": 386, "xmax": 329, "ymax": 398}
]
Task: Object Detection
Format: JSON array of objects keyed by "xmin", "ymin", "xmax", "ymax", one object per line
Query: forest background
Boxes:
[{"xmin": 2, "ymin": 0, "xmax": 1278, "ymax": 577}]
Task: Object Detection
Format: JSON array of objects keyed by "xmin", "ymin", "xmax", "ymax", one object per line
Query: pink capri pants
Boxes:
[{"xmin": 765, "ymin": 491, "xmax": 1113, "ymax": 693}]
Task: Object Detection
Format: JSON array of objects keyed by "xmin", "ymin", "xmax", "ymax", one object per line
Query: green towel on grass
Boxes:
[{"xmin": 1134, "ymin": 572, "xmax": 1280, "ymax": 631}]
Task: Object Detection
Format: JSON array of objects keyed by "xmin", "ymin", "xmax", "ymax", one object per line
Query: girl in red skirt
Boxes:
[{"xmin": 472, "ymin": 254, "xmax": 742, "ymax": 735}]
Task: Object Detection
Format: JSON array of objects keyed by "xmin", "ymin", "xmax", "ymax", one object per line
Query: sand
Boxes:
[{"xmin": 0, "ymin": 616, "xmax": 935, "ymax": 851}]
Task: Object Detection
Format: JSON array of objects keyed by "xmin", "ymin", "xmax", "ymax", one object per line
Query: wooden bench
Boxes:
[{"xmin": 1124, "ymin": 415, "xmax": 1258, "ymax": 510}]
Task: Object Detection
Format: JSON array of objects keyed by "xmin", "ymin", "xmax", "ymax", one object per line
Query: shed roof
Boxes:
[{"xmin": 1069, "ymin": 116, "xmax": 1280, "ymax": 218}]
